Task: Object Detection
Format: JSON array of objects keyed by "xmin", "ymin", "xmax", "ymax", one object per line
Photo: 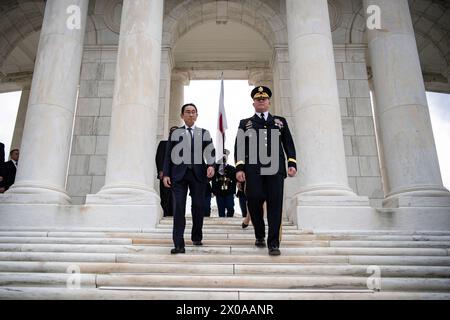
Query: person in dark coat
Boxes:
[
  {"xmin": 163, "ymin": 103, "xmax": 215, "ymax": 254},
  {"xmin": 212, "ymin": 152, "xmax": 236, "ymax": 218},
  {"xmin": 0, "ymin": 142, "xmax": 5, "ymax": 193},
  {"xmin": 156, "ymin": 126, "xmax": 178, "ymax": 217},
  {"xmin": 1, "ymin": 149, "xmax": 19, "ymax": 192},
  {"xmin": 0, "ymin": 142, "xmax": 4, "ymax": 164},
  {"xmin": 234, "ymin": 86, "xmax": 297, "ymax": 256}
]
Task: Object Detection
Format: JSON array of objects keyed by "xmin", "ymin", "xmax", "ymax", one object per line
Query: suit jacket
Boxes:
[
  {"xmin": 155, "ymin": 140, "xmax": 168, "ymax": 179},
  {"xmin": 234, "ymin": 114, "xmax": 297, "ymax": 178},
  {"xmin": 0, "ymin": 142, "xmax": 4, "ymax": 164},
  {"xmin": 0, "ymin": 143, "xmax": 4, "ymax": 188},
  {"xmin": 163, "ymin": 126, "xmax": 215, "ymax": 183},
  {"xmin": 1, "ymin": 160, "xmax": 17, "ymax": 191}
]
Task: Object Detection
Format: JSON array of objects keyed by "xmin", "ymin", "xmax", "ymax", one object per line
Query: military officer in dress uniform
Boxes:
[{"xmin": 234, "ymin": 86, "xmax": 297, "ymax": 256}]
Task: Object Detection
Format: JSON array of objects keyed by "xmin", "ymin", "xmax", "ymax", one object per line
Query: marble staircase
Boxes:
[{"xmin": 0, "ymin": 217, "xmax": 449, "ymax": 300}]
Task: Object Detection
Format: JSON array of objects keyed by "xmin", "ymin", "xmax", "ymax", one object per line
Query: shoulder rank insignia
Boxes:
[
  {"xmin": 245, "ymin": 120, "xmax": 253, "ymax": 129},
  {"xmin": 274, "ymin": 118, "xmax": 284, "ymax": 129}
]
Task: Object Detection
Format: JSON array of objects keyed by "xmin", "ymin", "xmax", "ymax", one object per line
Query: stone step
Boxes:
[
  {"xmin": 315, "ymin": 230, "xmax": 450, "ymax": 236},
  {"xmin": 0, "ymin": 252, "xmax": 117, "ymax": 263},
  {"xmin": 2, "ymin": 236, "xmax": 449, "ymax": 249},
  {"xmin": 1, "ymin": 286, "xmax": 450, "ymax": 300},
  {"xmin": 0, "ymin": 243, "xmax": 448, "ymax": 256},
  {"xmin": 1, "ymin": 227, "xmax": 449, "ymax": 236},
  {"xmin": 131, "ymin": 239, "xmax": 450, "ymax": 248},
  {"xmin": 0, "ymin": 237, "xmax": 133, "ymax": 245},
  {"xmin": 119, "ymin": 254, "xmax": 450, "ymax": 266},
  {"xmin": 156, "ymin": 224, "xmax": 299, "ymax": 230},
  {"xmin": 0, "ymin": 261, "xmax": 449, "ymax": 278},
  {"xmin": 96, "ymin": 274, "xmax": 450, "ymax": 292},
  {"xmin": 0, "ymin": 272, "xmax": 97, "ymax": 287},
  {"xmin": 1, "ymin": 272, "xmax": 448, "ymax": 292},
  {"xmin": 1, "ymin": 251, "xmax": 450, "ymax": 266},
  {"xmin": 0, "ymin": 237, "xmax": 329, "ymax": 247},
  {"xmin": 158, "ymin": 218, "xmax": 294, "ymax": 226},
  {"xmin": 329, "ymin": 241, "xmax": 450, "ymax": 249},
  {"xmin": 2, "ymin": 231, "xmax": 450, "ymax": 242}
]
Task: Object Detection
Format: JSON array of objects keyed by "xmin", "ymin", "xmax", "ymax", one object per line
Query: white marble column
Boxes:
[
  {"xmin": 86, "ymin": 0, "xmax": 164, "ymax": 205},
  {"xmin": 286, "ymin": 0, "xmax": 355, "ymax": 197},
  {"xmin": 11, "ymin": 82, "xmax": 31, "ymax": 150},
  {"xmin": 3, "ymin": 0, "xmax": 89, "ymax": 204},
  {"xmin": 364, "ymin": 0, "xmax": 449, "ymax": 206},
  {"xmin": 169, "ymin": 71, "xmax": 190, "ymax": 129}
]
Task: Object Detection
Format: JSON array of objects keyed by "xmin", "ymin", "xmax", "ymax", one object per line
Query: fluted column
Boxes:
[
  {"xmin": 286, "ymin": 0, "xmax": 355, "ymax": 197},
  {"xmin": 3, "ymin": 0, "xmax": 89, "ymax": 204},
  {"xmin": 169, "ymin": 71, "xmax": 190, "ymax": 129},
  {"xmin": 364, "ymin": 0, "xmax": 449, "ymax": 206},
  {"xmin": 86, "ymin": 0, "xmax": 164, "ymax": 205}
]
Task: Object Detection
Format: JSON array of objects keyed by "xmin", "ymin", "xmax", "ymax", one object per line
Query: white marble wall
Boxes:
[
  {"xmin": 335, "ymin": 46, "xmax": 384, "ymax": 208},
  {"xmin": 67, "ymin": 47, "xmax": 116, "ymax": 204}
]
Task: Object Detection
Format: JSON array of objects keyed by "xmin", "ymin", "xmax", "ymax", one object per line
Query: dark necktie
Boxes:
[
  {"xmin": 260, "ymin": 113, "xmax": 266, "ymax": 122},
  {"xmin": 187, "ymin": 127, "xmax": 194, "ymax": 168}
]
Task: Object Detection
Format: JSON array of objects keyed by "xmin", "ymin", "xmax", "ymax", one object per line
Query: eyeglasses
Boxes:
[{"xmin": 183, "ymin": 111, "xmax": 197, "ymax": 115}]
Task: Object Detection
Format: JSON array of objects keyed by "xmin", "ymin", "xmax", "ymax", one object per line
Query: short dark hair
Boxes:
[
  {"xmin": 181, "ymin": 103, "xmax": 198, "ymax": 114},
  {"xmin": 10, "ymin": 149, "xmax": 19, "ymax": 156}
]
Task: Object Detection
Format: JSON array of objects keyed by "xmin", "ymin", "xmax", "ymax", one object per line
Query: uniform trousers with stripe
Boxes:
[{"xmin": 245, "ymin": 172, "xmax": 284, "ymax": 248}]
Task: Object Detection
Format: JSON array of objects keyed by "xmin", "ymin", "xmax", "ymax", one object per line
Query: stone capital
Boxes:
[{"xmin": 248, "ymin": 68, "xmax": 273, "ymax": 86}]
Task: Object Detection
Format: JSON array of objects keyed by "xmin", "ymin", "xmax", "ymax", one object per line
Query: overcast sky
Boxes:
[{"xmin": 0, "ymin": 82, "xmax": 449, "ymax": 190}]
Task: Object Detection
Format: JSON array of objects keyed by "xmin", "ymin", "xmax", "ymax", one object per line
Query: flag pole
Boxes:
[{"xmin": 217, "ymin": 72, "xmax": 228, "ymax": 164}]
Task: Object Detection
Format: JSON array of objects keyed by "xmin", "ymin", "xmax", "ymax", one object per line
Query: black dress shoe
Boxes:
[
  {"xmin": 241, "ymin": 223, "xmax": 249, "ymax": 229},
  {"xmin": 268, "ymin": 247, "xmax": 281, "ymax": 256},
  {"xmin": 170, "ymin": 247, "xmax": 185, "ymax": 254},
  {"xmin": 192, "ymin": 241, "xmax": 203, "ymax": 246},
  {"xmin": 255, "ymin": 239, "xmax": 266, "ymax": 248}
]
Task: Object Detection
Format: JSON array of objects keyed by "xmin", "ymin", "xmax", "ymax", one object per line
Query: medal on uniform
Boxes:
[{"xmin": 274, "ymin": 118, "xmax": 284, "ymax": 129}]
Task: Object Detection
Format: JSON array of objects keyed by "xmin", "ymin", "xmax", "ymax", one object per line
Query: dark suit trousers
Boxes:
[
  {"xmin": 159, "ymin": 180, "xmax": 173, "ymax": 217},
  {"xmin": 171, "ymin": 169, "xmax": 206, "ymax": 248},
  {"xmin": 245, "ymin": 173, "xmax": 284, "ymax": 248}
]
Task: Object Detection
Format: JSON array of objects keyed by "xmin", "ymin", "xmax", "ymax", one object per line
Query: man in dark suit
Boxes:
[
  {"xmin": 156, "ymin": 126, "xmax": 179, "ymax": 217},
  {"xmin": 163, "ymin": 103, "xmax": 215, "ymax": 254},
  {"xmin": 0, "ymin": 142, "xmax": 5, "ymax": 193},
  {"xmin": 234, "ymin": 86, "xmax": 297, "ymax": 256},
  {"xmin": 1, "ymin": 148, "xmax": 19, "ymax": 192},
  {"xmin": 0, "ymin": 142, "xmax": 4, "ymax": 163}
]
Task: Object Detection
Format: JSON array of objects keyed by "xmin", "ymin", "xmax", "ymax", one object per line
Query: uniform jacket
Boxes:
[
  {"xmin": 234, "ymin": 114, "xmax": 297, "ymax": 178},
  {"xmin": 212, "ymin": 164, "xmax": 237, "ymax": 197}
]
